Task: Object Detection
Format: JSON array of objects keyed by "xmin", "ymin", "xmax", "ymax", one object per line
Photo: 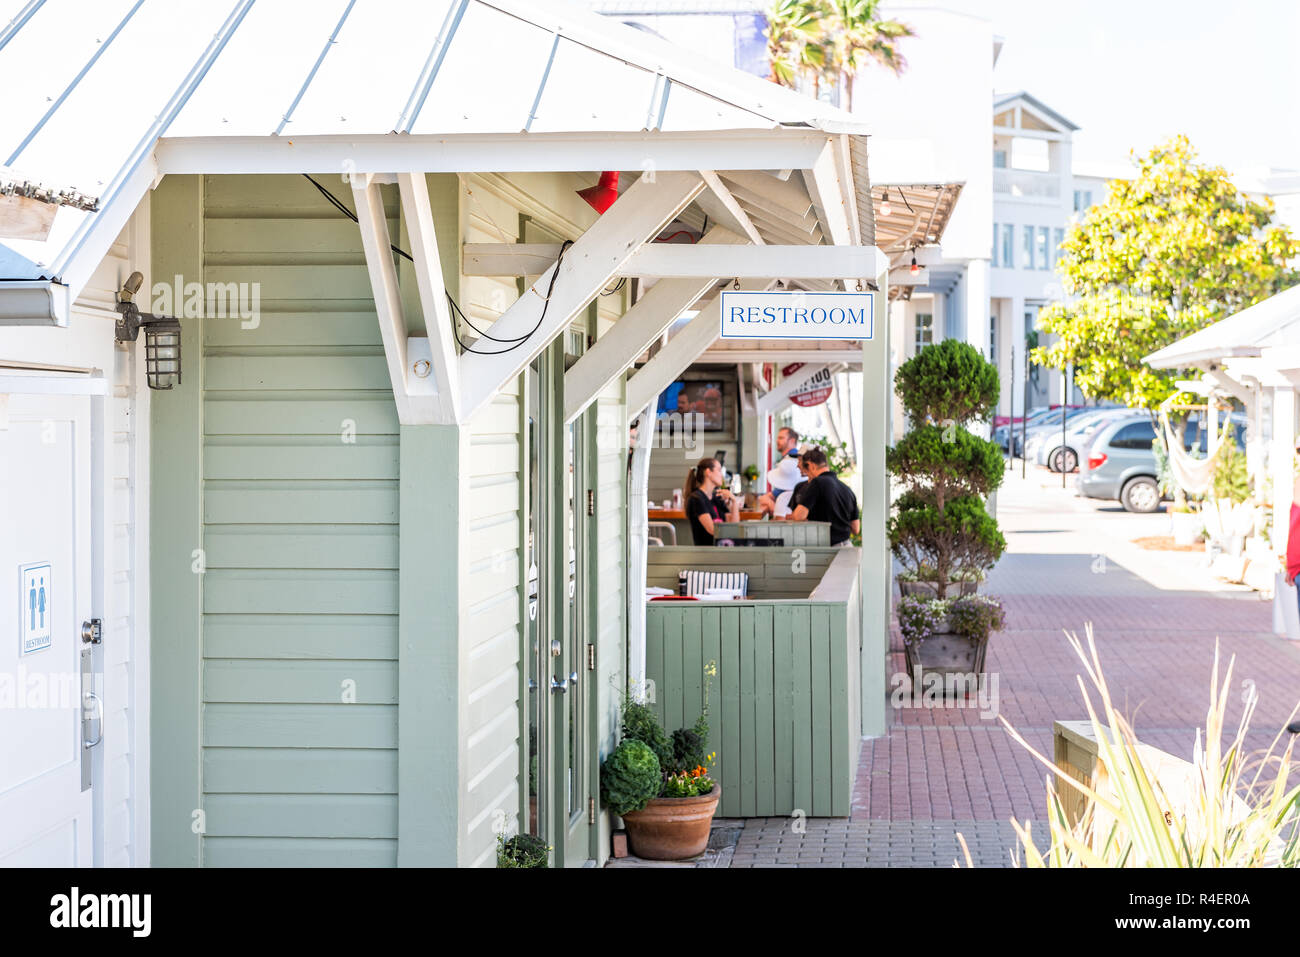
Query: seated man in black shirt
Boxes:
[{"xmin": 789, "ymin": 448, "xmax": 860, "ymax": 546}]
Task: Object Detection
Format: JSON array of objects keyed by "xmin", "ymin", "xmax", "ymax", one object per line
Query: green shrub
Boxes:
[
  {"xmin": 888, "ymin": 495, "xmax": 1005, "ymax": 597},
  {"xmin": 886, "ymin": 425, "xmax": 1005, "ymax": 505},
  {"xmin": 1211, "ymin": 435, "xmax": 1249, "ymax": 505},
  {"xmin": 497, "ymin": 833, "xmax": 549, "ymax": 868},
  {"xmin": 600, "ymin": 739, "xmax": 662, "ymax": 816},
  {"xmin": 895, "ymin": 339, "xmax": 999, "ymax": 426},
  {"xmin": 622, "ymin": 699, "xmax": 673, "ymax": 771}
]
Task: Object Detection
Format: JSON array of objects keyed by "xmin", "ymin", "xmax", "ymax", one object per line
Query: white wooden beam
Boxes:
[
  {"xmin": 888, "ymin": 265, "xmax": 929, "ymax": 286},
  {"xmin": 352, "ymin": 178, "xmax": 416, "ymax": 424},
  {"xmin": 625, "ymin": 280, "xmax": 775, "ymax": 416},
  {"xmin": 802, "ymin": 138, "xmax": 859, "ymax": 290},
  {"xmin": 463, "ymin": 242, "xmax": 887, "ymax": 279},
  {"xmin": 458, "ymin": 170, "xmax": 704, "ymax": 423},
  {"xmin": 699, "ymin": 170, "xmax": 764, "ymax": 245},
  {"xmin": 719, "ymin": 170, "xmax": 814, "ymax": 217},
  {"xmin": 756, "ymin": 363, "xmax": 832, "ymax": 417},
  {"xmin": 398, "ymin": 172, "xmax": 460, "ymax": 424},
  {"xmin": 155, "ymin": 131, "xmax": 834, "ymax": 178},
  {"xmin": 563, "ymin": 227, "xmax": 746, "ymax": 424},
  {"xmin": 696, "ymin": 348, "xmax": 863, "ymax": 364}
]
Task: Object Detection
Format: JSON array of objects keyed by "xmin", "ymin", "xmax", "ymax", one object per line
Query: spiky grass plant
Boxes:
[{"xmin": 984, "ymin": 624, "xmax": 1300, "ymax": 868}]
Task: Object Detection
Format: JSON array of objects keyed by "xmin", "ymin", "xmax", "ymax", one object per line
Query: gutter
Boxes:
[{"xmin": 0, "ymin": 279, "xmax": 71, "ymax": 326}]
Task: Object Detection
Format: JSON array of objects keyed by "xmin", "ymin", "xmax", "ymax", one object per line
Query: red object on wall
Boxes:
[{"xmin": 577, "ymin": 171, "xmax": 620, "ymax": 214}]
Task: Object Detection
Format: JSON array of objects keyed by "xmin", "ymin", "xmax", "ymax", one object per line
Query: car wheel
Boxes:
[
  {"xmin": 1120, "ymin": 476, "xmax": 1160, "ymax": 513},
  {"xmin": 1050, "ymin": 448, "xmax": 1078, "ymax": 472}
]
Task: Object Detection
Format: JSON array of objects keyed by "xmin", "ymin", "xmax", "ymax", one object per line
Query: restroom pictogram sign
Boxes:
[{"xmin": 19, "ymin": 562, "xmax": 52, "ymax": 656}]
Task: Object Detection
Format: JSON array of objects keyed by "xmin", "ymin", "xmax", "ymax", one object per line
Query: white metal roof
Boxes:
[
  {"xmin": 0, "ymin": 0, "xmax": 868, "ymax": 283},
  {"xmin": 1144, "ymin": 284, "xmax": 1300, "ymax": 369}
]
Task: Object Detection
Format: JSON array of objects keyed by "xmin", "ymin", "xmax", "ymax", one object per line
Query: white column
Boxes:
[
  {"xmin": 626, "ymin": 406, "xmax": 656, "ymax": 694},
  {"xmin": 965, "ymin": 259, "xmax": 991, "ymax": 438},
  {"xmin": 1272, "ymin": 386, "xmax": 1296, "ymax": 562}
]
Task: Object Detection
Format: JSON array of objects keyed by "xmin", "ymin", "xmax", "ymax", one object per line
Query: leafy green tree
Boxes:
[{"xmin": 1033, "ymin": 136, "xmax": 1298, "ymax": 409}]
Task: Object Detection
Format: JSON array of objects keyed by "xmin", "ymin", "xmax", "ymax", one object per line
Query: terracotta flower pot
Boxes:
[{"xmin": 621, "ymin": 785, "xmax": 721, "ymax": 860}]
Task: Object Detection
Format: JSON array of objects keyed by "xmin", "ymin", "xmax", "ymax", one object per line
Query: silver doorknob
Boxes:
[{"xmin": 550, "ymin": 675, "xmax": 569, "ymax": 694}]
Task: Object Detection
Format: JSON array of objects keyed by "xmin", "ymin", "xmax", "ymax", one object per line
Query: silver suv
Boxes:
[{"xmin": 1077, "ymin": 412, "xmax": 1246, "ymax": 512}]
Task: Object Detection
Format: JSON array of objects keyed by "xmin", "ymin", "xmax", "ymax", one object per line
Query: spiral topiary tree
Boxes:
[{"xmin": 887, "ymin": 340, "xmax": 1006, "ymax": 596}]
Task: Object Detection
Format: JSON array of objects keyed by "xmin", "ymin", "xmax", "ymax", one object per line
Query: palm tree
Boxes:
[
  {"xmin": 765, "ymin": 0, "xmax": 913, "ymax": 108},
  {"xmin": 765, "ymin": 0, "xmax": 824, "ymax": 88},
  {"xmin": 825, "ymin": 0, "xmax": 914, "ymax": 111}
]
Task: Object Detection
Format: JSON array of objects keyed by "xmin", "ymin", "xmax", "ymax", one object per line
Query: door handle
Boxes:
[
  {"xmin": 82, "ymin": 691, "xmax": 103, "ymax": 749},
  {"xmin": 550, "ymin": 675, "xmax": 569, "ymax": 695}
]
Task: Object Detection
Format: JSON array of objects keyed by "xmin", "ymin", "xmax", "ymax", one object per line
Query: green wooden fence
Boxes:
[
  {"xmin": 714, "ymin": 521, "xmax": 831, "ymax": 547},
  {"xmin": 644, "ymin": 548, "xmax": 861, "ymax": 817}
]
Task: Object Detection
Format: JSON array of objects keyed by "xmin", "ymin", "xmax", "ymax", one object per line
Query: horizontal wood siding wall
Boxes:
[
  {"xmin": 459, "ymin": 179, "xmax": 525, "ymax": 867},
  {"xmin": 646, "ymin": 597, "xmax": 856, "ymax": 818},
  {"xmin": 200, "ymin": 175, "xmax": 399, "ymax": 866},
  {"xmin": 461, "ymin": 376, "xmax": 524, "ymax": 868},
  {"xmin": 645, "ymin": 546, "xmax": 835, "ymax": 599},
  {"xmin": 713, "ymin": 522, "xmax": 832, "ymax": 547}
]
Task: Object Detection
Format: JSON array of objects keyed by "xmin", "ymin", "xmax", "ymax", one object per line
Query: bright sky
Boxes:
[{"xmin": 953, "ymin": 0, "xmax": 1300, "ymax": 174}]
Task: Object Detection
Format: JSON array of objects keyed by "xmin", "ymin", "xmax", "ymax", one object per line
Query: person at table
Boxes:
[
  {"xmin": 684, "ymin": 457, "xmax": 740, "ymax": 545},
  {"xmin": 789, "ymin": 448, "xmax": 860, "ymax": 546}
]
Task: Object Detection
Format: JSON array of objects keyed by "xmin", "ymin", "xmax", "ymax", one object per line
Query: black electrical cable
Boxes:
[
  {"xmin": 302, "ymin": 173, "xmax": 568, "ymax": 356},
  {"xmin": 302, "ymin": 174, "xmax": 414, "ymax": 263},
  {"xmin": 449, "ymin": 240, "xmax": 572, "ymax": 355}
]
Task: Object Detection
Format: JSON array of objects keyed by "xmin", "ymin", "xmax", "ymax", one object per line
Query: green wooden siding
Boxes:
[
  {"xmin": 196, "ymin": 174, "xmax": 400, "ymax": 866},
  {"xmin": 713, "ymin": 521, "xmax": 832, "ymax": 547},
  {"xmin": 644, "ymin": 549, "xmax": 861, "ymax": 818},
  {"xmin": 461, "ymin": 379, "xmax": 525, "ymax": 868}
]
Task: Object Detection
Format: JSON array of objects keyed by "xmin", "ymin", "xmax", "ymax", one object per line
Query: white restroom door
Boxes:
[{"xmin": 0, "ymin": 392, "xmax": 95, "ymax": 866}]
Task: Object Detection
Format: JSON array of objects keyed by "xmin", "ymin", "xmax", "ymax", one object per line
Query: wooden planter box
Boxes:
[
  {"xmin": 903, "ymin": 620, "xmax": 988, "ymax": 684},
  {"xmin": 898, "ymin": 578, "xmax": 979, "ymax": 599},
  {"xmin": 645, "ymin": 547, "xmax": 861, "ymax": 818}
]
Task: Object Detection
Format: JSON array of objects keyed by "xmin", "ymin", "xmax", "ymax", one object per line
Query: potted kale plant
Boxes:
[
  {"xmin": 600, "ymin": 664, "xmax": 720, "ymax": 860},
  {"xmin": 887, "ymin": 340, "xmax": 1007, "ymax": 682}
]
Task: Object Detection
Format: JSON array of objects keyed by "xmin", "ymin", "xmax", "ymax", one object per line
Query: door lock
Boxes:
[{"xmin": 81, "ymin": 619, "xmax": 102, "ymax": 644}]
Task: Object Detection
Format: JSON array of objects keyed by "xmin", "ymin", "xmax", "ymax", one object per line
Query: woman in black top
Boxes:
[{"xmin": 683, "ymin": 457, "xmax": 740, "ymax": 546}]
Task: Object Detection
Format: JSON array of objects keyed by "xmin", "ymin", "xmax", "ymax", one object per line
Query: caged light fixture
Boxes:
[{"xmin": 115, "ymin": 271, "xmax": 182, "ymax": 390}]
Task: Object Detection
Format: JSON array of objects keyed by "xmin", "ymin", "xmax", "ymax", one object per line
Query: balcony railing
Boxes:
[{"xmin": 995, "ymin": 168, "xmax": 1060, "ymax": 200}]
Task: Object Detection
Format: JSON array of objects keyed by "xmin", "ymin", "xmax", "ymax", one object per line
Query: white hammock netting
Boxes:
[{"xmin": 1159, "ymin": 407, "xmax": 1230, "ymax": 498}]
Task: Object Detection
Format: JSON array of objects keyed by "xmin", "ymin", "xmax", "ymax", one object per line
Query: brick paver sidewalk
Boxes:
[{"xmin": 729, "ymin": 473, "xmax": 1300, "ymax": 867}]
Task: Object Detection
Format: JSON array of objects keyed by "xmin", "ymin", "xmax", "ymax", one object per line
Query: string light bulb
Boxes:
[
  {"xmin": 910, "ymin": 252, "xmax": 919, "ymax": 276},
  {"xmin": 880, "ymin": 189, "xmax": 892, "ymax": 217}
]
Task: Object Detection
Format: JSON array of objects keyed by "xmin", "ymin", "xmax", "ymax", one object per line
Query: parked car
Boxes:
[
  {"xmin": 1077, "ymin": 412, "xmax": 1247, "ymax": 512},
  {"xmin": 1020, "ymin": 406, "xmax": 1116, "ymax": 463},
  {"xmin": 1004, "ymin": 405, "xmax": 1089, "ymax": 456},
  {"xmin": 994, "ymin": 405, "xmax": 1084, "ymax": 452},
  {"xmin": 1032, "ymin": 408, "xmax": 1132, "ymax": 472}
]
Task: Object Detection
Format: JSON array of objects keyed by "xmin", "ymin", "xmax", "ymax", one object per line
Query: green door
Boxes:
[{"xmin": 527, "ymin": 335, "xmax": 593, "ymax": 867}]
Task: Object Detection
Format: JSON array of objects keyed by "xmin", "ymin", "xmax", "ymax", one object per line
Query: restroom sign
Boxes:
[
  {"xmin": 720, "ymin": 291, "xmax": 873, "ymax": 341},
  {"xmin": 19, "ymin": 562, "xmax": 52, "ymax": 656}
]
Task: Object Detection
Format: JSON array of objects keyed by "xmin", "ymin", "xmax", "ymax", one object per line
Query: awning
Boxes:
[{"xmin": 1144, "ymin": 284, "xmax": 1300, "ymax": 369}]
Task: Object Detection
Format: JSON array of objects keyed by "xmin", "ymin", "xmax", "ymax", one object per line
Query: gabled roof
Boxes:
[
  {"xmin": 1144, "ymin": 284, "xmax": 1300, "ymax": 368},
  {"xmin": 993, "ymin": 91, "xmax": 1079, "ymax": 133},
  {"xmin": 0, "ymin": 0, "xmax": 867, "ymax": 284}
]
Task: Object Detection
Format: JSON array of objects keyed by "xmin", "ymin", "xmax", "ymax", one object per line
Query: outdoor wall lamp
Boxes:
[{"xmin": 115, "ymin": 271, "xmax": 182, "ymax": 390}]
